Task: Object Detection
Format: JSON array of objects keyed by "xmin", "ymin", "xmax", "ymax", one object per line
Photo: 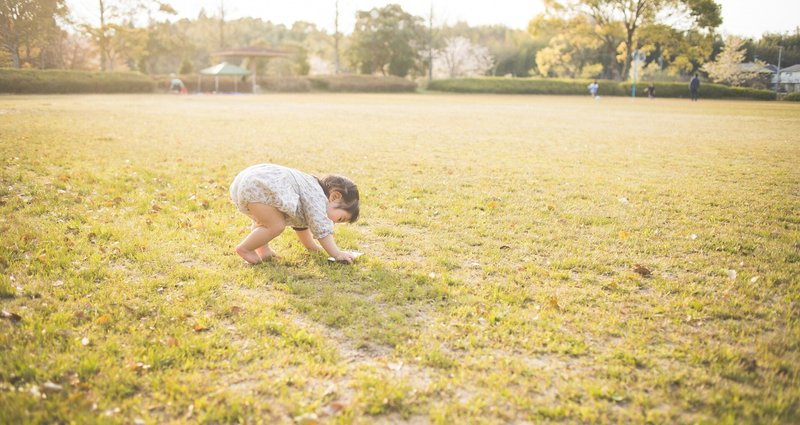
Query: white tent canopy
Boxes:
[{"xmin": 198, "ymin": 62, "xmax": 251, "ymax": 93}]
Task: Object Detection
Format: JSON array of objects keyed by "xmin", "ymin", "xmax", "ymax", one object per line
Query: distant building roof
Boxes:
[
  {"xmin": 211, "ymin": 47, "xmax": 292, "ymax": 58},
  {"xmin": 199, "ymin": 62, "xmax": 251, "ymax": 76},
  {"xmin": 779, "ymin": 64, "xmax": 800, "ymax": 73},
  {"xmin": 737, "ymin": 62, "xmax": 775, "ymax": 73}
]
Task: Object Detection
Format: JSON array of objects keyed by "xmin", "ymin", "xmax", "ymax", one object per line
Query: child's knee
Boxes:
[{"xmin": 254, "ymin": 221, "xmax": 285, "ymax": 234}]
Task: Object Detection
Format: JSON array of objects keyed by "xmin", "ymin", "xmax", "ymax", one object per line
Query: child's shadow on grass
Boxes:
[{"xmin": 258, "ymin": 254, "xmax": 446, "ymax": 352}]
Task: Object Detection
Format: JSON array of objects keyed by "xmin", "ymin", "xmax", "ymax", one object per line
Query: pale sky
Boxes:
[{"xmin": 68, "ymin": 0, "xmax": 799, "ymax": 38}]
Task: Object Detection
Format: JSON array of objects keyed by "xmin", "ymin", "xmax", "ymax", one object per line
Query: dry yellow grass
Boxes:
[{"xmin": 1, "ymin": 94, "xmax": 799, "ymax": 423}]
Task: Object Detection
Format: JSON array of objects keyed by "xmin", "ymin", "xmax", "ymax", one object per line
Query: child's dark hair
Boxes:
[{"xmin": 317, "ymin": 174, "xmax": 360, "ymax": 223}]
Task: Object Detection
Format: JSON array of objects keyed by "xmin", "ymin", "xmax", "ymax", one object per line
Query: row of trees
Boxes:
[{"xmin": 2, "ymin": 0, "xmax": 799, "ymax": 84}]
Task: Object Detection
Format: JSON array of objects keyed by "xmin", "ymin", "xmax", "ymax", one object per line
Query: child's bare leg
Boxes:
[
  {"xmin": 251, "ymin": 222, "xmax": 277, "ymax": 259},
  {"xmin": 236, "ymin": 203, "xmax": 285, "ymax": 264}
]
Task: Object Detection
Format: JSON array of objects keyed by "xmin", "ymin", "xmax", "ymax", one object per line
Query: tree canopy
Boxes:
[
  {"xmin": 347, "ymin": 4, "xmax": 425, "ymax": 77},
  {"xmin": 2, "ymin": 0, "xmax": 797, "ymax": 88},
  {"xmin": 0, "ymin": 0, "xmax": 67, "ymax": 68},
  {"xmin": 531, "ymin": 0, "xmax": 722, "ymax": 80}
]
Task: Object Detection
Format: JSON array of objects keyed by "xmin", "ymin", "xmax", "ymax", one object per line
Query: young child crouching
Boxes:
[{"xmin": 230, "ymin": 163, "xmax": 359, "ymax": 264}]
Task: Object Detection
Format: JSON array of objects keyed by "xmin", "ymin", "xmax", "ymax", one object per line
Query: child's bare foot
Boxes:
[
  {"xmin": 255, "ymin": 246, "xmax": 276, "ymax": 261},
  {"xmin": 236, "ymin": 245, "xmax": 262, "ymax": 265}
]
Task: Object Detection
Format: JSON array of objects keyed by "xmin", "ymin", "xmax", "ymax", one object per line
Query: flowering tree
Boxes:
[
  {"xmin": 702, "ymin": 36, "xmax": 761, "ymax": 86},
  {"xmin": 433, "ymin": 37, "xmax": 493, "ymax": 78}
]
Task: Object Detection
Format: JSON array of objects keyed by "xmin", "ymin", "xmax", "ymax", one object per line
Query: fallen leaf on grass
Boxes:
[
  {"xmin": 618, "ymin": 231, "xmax": 630, "ymax": 240},
  {"xmin": 128, "ymin": 362, "xmax": 151, "ymax": 372},
  {"xmin": 96, "ymin": 314, "xmax": 111, "ymax": 325},
  {"xmin": 184, "ymin": 404, "xmax": 194, "ymax": 420},
  {"xmin": 1, "ymin": 309, "xmax": 22, "ymax": 322},
  {"xmin": 549, "ymin": 296, "xmax": 561, "ymax": 311},
  {"xmin": 294, "ymin": 412, "xmax": 320, "ymax": 425},
  {"xmin": 42, "ymin": 381, "xmax": 63, "ymax": 393},
  {"xmin": 633, "ymin": 264, "xmax": 651, "ymax": 277},
  {"xmin": 323, "ymin": 383, "xmax": 337, "ymax": 397},
  {"xmin": 387, "ymin": 361, "xmax": 403, "ymax": 371},
  {"xmin": 322, "ymin": 401, "xmax": 346, "ymax": 415},
  {"xmin": 166, "ymin": 336, "xmax": 179, "ymax": 347},
  {"xmin": 193, "ymin": 324, "xmax": 208, "ymax": 332}
]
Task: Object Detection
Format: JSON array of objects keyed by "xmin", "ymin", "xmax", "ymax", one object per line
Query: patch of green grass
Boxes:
[{"xmin": 1, "ymin": 94, "xmax": 799, "ymax": 423}]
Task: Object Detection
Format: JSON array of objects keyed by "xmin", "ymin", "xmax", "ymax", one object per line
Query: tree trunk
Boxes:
[
  {"xmin": 1, "ymin": 2, "xmax": 18, "ymax": 67},
  {"xmin": 98, "ymin": 0, "xmax": 108, "ymax": 71},
  {"xmin": 334, "ymin": 0, "xmax": 340, "ymax": 74},
  {"xmin": 622, "ymin": 27, "xmax": 635, "ymax": 80},
  {"xmin": 2, "ymin": 39, "xmax": 21, "ymax": 68},
  {"xmin": 10, "ymin": 46, "xmax": 20, "ymax": 68}
]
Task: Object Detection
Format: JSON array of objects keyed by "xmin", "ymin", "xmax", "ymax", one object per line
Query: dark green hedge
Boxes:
[
  {"xmin": 783, "ymin": 92, "xmax": 800, "ymax": 102},
  {"xmin": 308, "ymin": 75, "xmax": 417, "ymax": 92},
  {"xmin": 618, "ymin": 81, "xmax": 776, "ymax": 100},
  {"xmin": 429, "ymin": 77, "xmax": 775, "ymax": 100},
  {"xmin": 428, "ymin": 77, "xmax": 624, "ymax": 96},
  {"xmin": 153, "ymin": 74, "xmax": 415, "ymax": 93},
  {"xmin": 0, "ymin": 68, "xmax": 156, "ymax": 94}
]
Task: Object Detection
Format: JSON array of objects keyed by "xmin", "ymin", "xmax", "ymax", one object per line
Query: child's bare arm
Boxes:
[
  {"xmin": 294, "ymin": 228, "xmax": 321, "ymax": 252},
  {"xmin": 318, "ymin": 235, "xmax": 354, "ymax": 264}
]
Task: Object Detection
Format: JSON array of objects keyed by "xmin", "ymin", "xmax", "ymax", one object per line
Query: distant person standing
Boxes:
[
  {"xmin": 689, "ymin": 74, "xmax": 700, "ymax": 101},
  {"xmin": 646, "ymin": 83, "xmax": 656, "ymax": 99},
  {"xmin": 587, "ymin": 80, "xmax": 599, "ymax": 99}
]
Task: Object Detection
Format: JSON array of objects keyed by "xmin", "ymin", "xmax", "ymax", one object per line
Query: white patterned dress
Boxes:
[{"xmin": 229, "ymin": 164, "xmax": 333, "ymax": 239}]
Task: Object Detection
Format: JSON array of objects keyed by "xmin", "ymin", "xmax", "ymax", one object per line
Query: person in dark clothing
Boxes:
[
  {"xmin": 689, "ymin": 74, "xmax": 700, "ymax": 101},
  {"xmin": 646, "ymin": 83, "xmax": 655, "ymax": 99}
]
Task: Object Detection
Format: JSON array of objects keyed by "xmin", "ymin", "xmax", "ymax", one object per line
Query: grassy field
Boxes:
[{"xmin": 1, "ymin": 93, "xmax": 798, "ymax": 424}]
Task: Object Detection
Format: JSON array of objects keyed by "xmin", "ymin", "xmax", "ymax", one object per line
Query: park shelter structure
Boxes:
[
  {"xmin": 211, "ymin": 47, "xmax": 292, "ymax": 93},
  {"xmin": 198, "ymin": 62, "xmax": 251, "ymax": 93}
]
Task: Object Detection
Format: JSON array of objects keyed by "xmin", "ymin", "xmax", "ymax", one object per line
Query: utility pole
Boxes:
[
  {"xmin": 631, "ymin": 50, "xmax": 640, "ymax": 97},
  {"xmin": 98, "ymin": 0, "xmax": 109, "ymax": 71},
  {"xmin": 775, "ymin": 45, "xmax": 783, "ymax": 99},
  {"xmin": 428, "ymin": 3, "xmax": 434, "ymax": 82},
  {"xmin": 334, "ymin": 0, "xmax": 340, "ymax": 74},
  {"xmin": 219, "ymin": 0, "xmax": 225, "ymax": 49}
]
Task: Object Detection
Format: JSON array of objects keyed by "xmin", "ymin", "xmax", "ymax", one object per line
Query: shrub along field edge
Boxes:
[
  {"xmin": 1, "ymin": 69, "xmax": 784, "ymax": 99},
  {"xmin": 0, "ymin": 69, "xmax": 155, "ymax": 94},
  {"xmin": 153, "ymin": 74, "xmax": 418, "ymax": 93},
  {"xmin": 428, "ymin": 77, "xmax": 778, "ymax": 100},
  {"xmin": 783, "ymin": 91, "xmax": 800, "ymax": 101},
  {"xmin": 1, "ymin": 69, "xmax": 417, "ymax": 94},
  {"xmin": 6, "ymin": 71, "xmax": 420, "ymax": 94}
]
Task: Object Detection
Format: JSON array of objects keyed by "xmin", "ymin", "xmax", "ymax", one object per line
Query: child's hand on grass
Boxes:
[{"xmin": 333, "ymin": 251, "xmax": 355, "ymax": 264}]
